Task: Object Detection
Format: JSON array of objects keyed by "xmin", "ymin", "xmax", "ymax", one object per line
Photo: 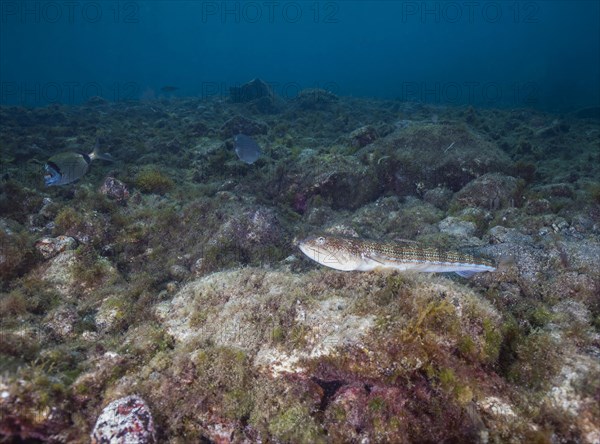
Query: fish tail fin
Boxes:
[{"xmin": 89, "ymin": 139, "xmax": 114, "ymax": 162}]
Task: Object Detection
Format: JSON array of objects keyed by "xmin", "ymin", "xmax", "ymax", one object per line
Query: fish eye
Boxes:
[{"xmin": 316, "ymin": 236, "xmax": 325, "ymax": 244}]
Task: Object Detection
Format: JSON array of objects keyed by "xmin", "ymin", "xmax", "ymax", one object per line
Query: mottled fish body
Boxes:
[
  {"xmin": 234, "ymin": 134, "xmax": 261, "ymax": 164},
  {"xmin": 44, "ymin": 140, "xmax": 113, "ymax": 186},
  {"xmin": 298, "ymin": 235, "xmax": 496, "ymax": 277}
]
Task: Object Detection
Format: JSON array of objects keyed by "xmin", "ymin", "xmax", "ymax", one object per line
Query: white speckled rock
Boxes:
[
  {"xmin": 438, "ymin": 216, "xmax": 476, "ymax": 238},
  {"xmin": 91, "ymin": 395, "xmax": 155, "ymax": 444},
  {"xmin": 34, "ymin": 235, "xmax": 77, "ymax": 259},
  {"xmin": 39, "ymin": 250, "xmax": 78, "ymax": 298},
  {"xmin": 44, "ymin": 306, "xmax": 78, "ymax": 340},
  {"xmin": 99, "ymin": 176, "xmax": 130, "ymax": 202},
  {"xmin": 543, "ymin": 354, "xmax": 600, "ymax": 444}
]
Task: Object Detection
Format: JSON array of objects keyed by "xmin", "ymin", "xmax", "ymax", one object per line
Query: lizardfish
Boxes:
[{"xmin": 298, "ymin": 235, "xmax": 496, "ymax": 277}]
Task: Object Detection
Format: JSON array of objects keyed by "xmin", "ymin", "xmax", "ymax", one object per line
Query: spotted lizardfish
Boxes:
[
  {"xmin": 44, "ymin": 140, "xmax": 113, "ymax": 186},
  {"xmin": 298, "ymin": 235, "xmax": 496, "ymax": 277}
]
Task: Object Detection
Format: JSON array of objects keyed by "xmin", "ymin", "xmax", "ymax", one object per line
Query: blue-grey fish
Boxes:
[
  {"xmin": 44, "ymin": 140, "xmax": 113, "ymax": 186},
  {"xmin": 234, "ymin": 134, "xmax": 261, "ymax": 164},
  {"xmin": 299, "ymin": 235, "xmax": 496, "ymax": 277}
]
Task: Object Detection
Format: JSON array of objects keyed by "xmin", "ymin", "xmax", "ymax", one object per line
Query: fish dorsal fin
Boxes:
[
  {"xmin": 392, "ymin": 237, "xmax": 419, "ymax": 245},
  {"xmin": 78, "ymin": 152, "xmax": 92, "ymax": 164}
]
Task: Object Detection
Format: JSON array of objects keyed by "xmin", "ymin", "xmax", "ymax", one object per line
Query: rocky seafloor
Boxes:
[{"xmin": 1, "ymin": 87, "xmax": 599, "ymax": 443}]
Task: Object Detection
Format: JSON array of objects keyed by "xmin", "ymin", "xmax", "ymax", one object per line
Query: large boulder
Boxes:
[
  {"xmin": 229, "ymin": 78, "xmax": 273, "ymax": 103},
  {"xmin": 297, "ymin": 154, "xmax": 382, "ymax": 210},
  {"xmin": 451, "ymin": 173, "xmax": 521, "ymax": 210},
  {"xmin": 366, "ymin": 123, "xmax": 513, "ymax": 194}
]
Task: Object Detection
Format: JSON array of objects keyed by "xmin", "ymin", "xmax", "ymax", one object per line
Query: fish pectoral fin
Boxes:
[
  {"xmin": 455, "ymin": 270, "xmax": 478, "ymax": 278},
  {"xmin": 363, "ymin": 252, "xmax": 386, "ymax": 264}
]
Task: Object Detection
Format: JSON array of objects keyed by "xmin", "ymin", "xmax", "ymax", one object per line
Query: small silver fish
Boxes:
[
  {"xmin": 234, "ymin": 134, "xmax": 261, "ymax": 164},
  {"xmin": 298, "ymin": 235, "xmax": 496, "ymax": 277},
  {"xmin": 44, "ymin": 140, "xmax": 113, "ymax": 186}
]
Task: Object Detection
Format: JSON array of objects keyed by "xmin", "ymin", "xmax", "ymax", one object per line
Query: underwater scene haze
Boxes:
[{"xmin": 1, "ymin": 1, "xmax": 600, "ymax": 443}]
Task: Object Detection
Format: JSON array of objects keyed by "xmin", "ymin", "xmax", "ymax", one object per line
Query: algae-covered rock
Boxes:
[
  {"xmin": 149, "ymin": 267, "xmax": 516, "ymax": 441},
  {"xmin": 156, "ymin": 268, "xmax": 376, "ymax": 369},
  {"xmin": 438, "ymin": 216, "xmax": 477, "ymax": 238},
  {"xmin": 0, "ymin": 219, "xmax": 37, "ymax": 285},
  {"xmin": 423, "ymin": 186, "xmax": 453, "ymax": 210},
  {"xmin": 95, "ymin": 296, "xmax": 129, "ymax": 333},
  {"xmin": 202, "ymin": 205, "xmax": 286, "ymax": 271},
  {"xmin": 0, "ymin": 373, "xmax": 73, "ymax": 442},
  {"xmin": 370, "ymin": 123, "xmax": 513, "ymax": 192},
  {"xmin": 37, "ymin": 251, "xmax": 78, "ymax": 299},
  {"xmin": 349, "ymin": 196, "xmax": 443, "ymax": 239},
  {"xmin": 37, "ymin": 249, "xmax": 119, "ymax": 300},
  {"xmin": 324, "ymin": 384, "xmax": 410, "ymax": 443},
  {"xmin": 298, "ymin": 154, "xmax": 382, "ymax": 210},
  {"xmin": 349, "ymin": 125, "xmax": 378, "ymax": 148},
  {"xmin": 52, "ymin": 206, "xmax": 113, "ymax": 246},
  {"xmin": 44, "ymin": 306, "xmax": 79, "ymax": 340},
  {"xmin": 451, "ymin": 173, "xmax": 521, "ymax": 210},
  {"xmin": 168, "ymin": 264, "xmax": 189, "ymax": 281},
  {"xmin": 219, "ymin": 115, "xmax": 268, "ymax": 137},
  {"xmin": 542, "ymin": 354, "xmax": 600, "ymax": 444},
  {"xmin": 294, "ymin": 88, "xmax": 338, "ymax": 110}
]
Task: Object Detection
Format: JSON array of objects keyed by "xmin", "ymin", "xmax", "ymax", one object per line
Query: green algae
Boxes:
[
  {"xmin": 12, "ymin": 276, "xmax": 61, "ymax": 315},
  {"xmin": 121, "ymin": 323, "xmax": 174, "ymax": 363},
  {"xmin": 429, "ymin": 366, "xmax": 474, "ymax": 406},
  {"xmin": 134, "ymin": 167, "xmax": 174, "ymax": 194},
  {"xmin": 528, "ymin": 305, "xmax": 554, "ymax": 329},
  {"xmin": 482, "ymin": 317, "xmax": 503, "ymax": 365},
  {"xmin": 71, "ymin": 244, "xmax": 109, "ymax": 287},
  {"xmin": 0, "ymin": 290, "xmax": 28, "ymax": 317},
  {"xmin": 588, "ymin": 182, "xmax": 600, "ymax": 204},
  {"xmin": 507, "ymin": 330, "xmax": 562, "ymax": 391},
  {"xmin": 267, "ymin": 404, "xmax": 325, "ymax": 444},
  {"xmin": 0, "ymin": 226, "xmax": 38, "ymax": 287},
  {"xmin": 368, "ymin": 396, "xmax": 386, "ymax": 412},
  {"xmin": 53, "ymin": 206, "xmax": 84, "ymax": 234}
]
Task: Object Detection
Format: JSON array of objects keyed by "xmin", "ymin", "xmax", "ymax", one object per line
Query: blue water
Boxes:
[{"xmin": 1, "ymin": 0, "xmax": 598, "ymax": 111}]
